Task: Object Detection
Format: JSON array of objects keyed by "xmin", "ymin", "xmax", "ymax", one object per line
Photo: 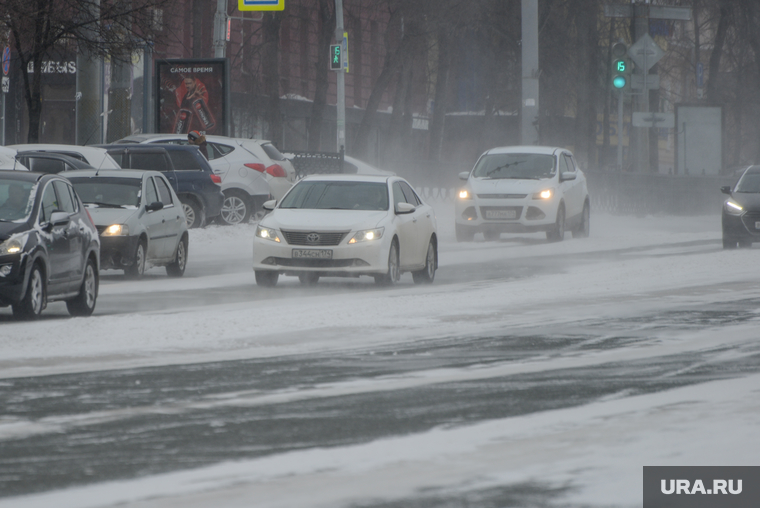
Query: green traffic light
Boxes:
[
  {"xmin": 613, "ymin": 76, "xmax": 627, "ymax": 89},
  {"xmin": 616, "ymin": 60, "xmax": 626, "ymax": 72}
]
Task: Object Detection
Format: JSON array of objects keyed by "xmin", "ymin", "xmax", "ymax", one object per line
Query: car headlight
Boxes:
[
  {"xmin": 256, "ymin": 225, "xmax": 282, "ymax": 243},
  {"xmin": 102, "ymin": 224, "xmax": 129, "ymax": 236},
  {"xmin": 725, "ymin": 199, "xmax": 743, "ymax": 216},
  {"xmin": 0, "ymin": 233, "xmax": 29, "ymax": 256},
  {"xmin": 532, "ymin": 189, "xmax": 554, "ymax": 200},
  {"xmin": 458, "ymin": 189, "xmax": 472, "ymax": 200},
  {"xmin": 348, "ymin": 228, "xmax": 384, "ymax": 244}
]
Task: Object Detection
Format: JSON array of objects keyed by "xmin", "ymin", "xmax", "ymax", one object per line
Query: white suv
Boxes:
[
  {"xmin": 114, "ymin": 134, "xmax": 296, "ymax": 224},
  {"xmin": 455, "ymin": 146, "xmax": 590, "ymax": 242}
]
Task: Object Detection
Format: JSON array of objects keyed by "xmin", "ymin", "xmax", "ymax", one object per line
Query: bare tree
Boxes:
[
  {"xmin": 262, "ymin": 11, "xmax": 284, "ymax": 145},
  {"xmin": 0, "ymin": 0, "xmax": 173, "ymax": 142},
  {"xmin": 307, "ymin": 0, "xmax": 335, "ymax": 151}
]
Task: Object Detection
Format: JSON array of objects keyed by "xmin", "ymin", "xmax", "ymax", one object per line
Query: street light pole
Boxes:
[{"xmin": 335, "ymin": 0, "xmax": 345, "ymax": 153}]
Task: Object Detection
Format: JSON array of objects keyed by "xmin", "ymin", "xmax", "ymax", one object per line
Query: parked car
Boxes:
[
  {"xmin": 252, "ymin": 175, "xmax": 438, "ymax": 287},
  {"xmin": 66, "ymin": 169, "xmax": 189, "ymax": 277},
  {"xmin": 343, "ymin": 155, "xmax": 396, "ymax": 176},
  {"xmin": 721, "ymin": 165, "xmax": 760, "ymax": 249},
  {"xmin": 113, "ymin": 134, "xmax": 297, "ymax": 224},
  {"xmin": 454, "ymin": 146, "xmax": 590, "ymax": 242},
  {"xmin": 9, "ymin": 144, "xmax": 121, "ymax": 169},
  {"xmin": 96, "ymin": 144, "xmax": 224, "ymax": 228},
  {"xmin": 0, "ymin": 171, "xmax": 100, "ymax": 319},
  {"xmin": 0, "ymin": 146, "xmax": 29, "ymax": 171},
  {"xmin": 16, "ymin": 151, "xmax": 95, "ymax": 173}
]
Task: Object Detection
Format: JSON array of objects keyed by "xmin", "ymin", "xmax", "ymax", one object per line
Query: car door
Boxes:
[
  {"xmin": 154, "ymin": 175, "xmax": 183, "ymax": 258},
  {"xmin": 53, "ymin": 180, "xmax": 84, "ymax": 282},
  {"xmin": 399, "ymin": 181, "xmax": 434, "ymax": 264},
  {"xmin": 391, "ymin": 181, "xmax": 419, "ymax": 268},
  {"xmin": 141, "ymin": 176, "xmax": 166, "ymax": 261},
  {"xmin": 37, "ymin": 181, "xmax": 72, "ymax": 290},
  {"xmin": 560, "ymin": 153, "xmax": 583, "ymax": 220}
]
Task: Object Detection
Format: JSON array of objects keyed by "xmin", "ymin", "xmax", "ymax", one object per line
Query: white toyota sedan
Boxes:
[
  {"xmin": 455, "ymin": 146, "xmax": 590, "ymax": 242},
  {"xmin": 252, "ymin": 175, "xmax": 438, "ymax": 287}
]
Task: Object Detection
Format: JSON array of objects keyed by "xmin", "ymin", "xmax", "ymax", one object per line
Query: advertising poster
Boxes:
[{"xmin": 155, "ymin": 58, "xmax": 227, "ymax": 136}]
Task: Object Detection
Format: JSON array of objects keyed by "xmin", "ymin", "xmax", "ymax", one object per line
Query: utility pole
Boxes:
[
  {"xmin": 335, "ymin": 0, "xmax": 346, "ymax": 153},
  {"xmin": 521, "ymin": 0, "xmax": 539, "ymax": 145},
  {"xmin": 213, "ymin": 0, "xmax": 227, "ymax": 58}
]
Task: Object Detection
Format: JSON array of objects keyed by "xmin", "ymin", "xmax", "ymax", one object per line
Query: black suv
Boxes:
[
  {"xmin": 96, "ymin": 144, "xmax": 224, "ymax": 228},
  {"xmin": 0, "ymin": 171, "xmax": 100, "ymax": 319}
]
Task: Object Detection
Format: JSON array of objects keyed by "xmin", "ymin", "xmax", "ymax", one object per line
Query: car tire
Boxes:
[
  {"xmin": 546, "ymin": 204, "xmax": 565, "ymax": 242},
  {"xmin": 375, "ymin": 239, "xmax": 400, "ymax": 286},
  {"xmin": 298, "ymin": 273, "xmax": 320, "ymax": 286},
  {"xmin": 722, "ymin": 235, "xmax": 738, "ymax": 249},
  {"xmin": 255, "ymin": 270, "xmax": 279, "ymax": 287},
  {"xmin": 455, "ymin": 224, "xmax": 475, "ymax": 242},
  {"xmin": 181, "ymin": 197, "xmax": 205, "ymax": 229},
  {"xmin": 572, "ymin": 201, "xmax": 590, "ymax": 238},
  {"xmin": 125, "ymin": 239, "xmax": 147, "ymax": 279},
  {"xmin": 220, "ymin": 190, "xmax": 252, "ymax": 225},
  {"xmin": 166, "ymin": 235, "xmax": 188, "ymax": 277},
  {"xmin": 412, "ymin": 239, "xmax": 437, "ymax": 284},
  {"xmin": 12, "ymin": 263, "xmax": 45, "ymax": 320},
  {"xmin": 66, "ymin": 258, "xmax": 98, "ymax": 317}
]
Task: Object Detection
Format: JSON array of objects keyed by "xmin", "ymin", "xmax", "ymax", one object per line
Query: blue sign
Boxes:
[
  {"xmin": 696, "ymin": 62, "xmax": 704, "ymax": 88},
  {"xmin": 238, "ymin": 0, "xmax": 284, "ymax": 10},
  {"xmin": 2, "ymin": 47, "xmax": 10, "ymax": 76}
]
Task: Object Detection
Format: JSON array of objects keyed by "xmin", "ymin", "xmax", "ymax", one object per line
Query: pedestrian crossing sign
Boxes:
[{"xmin": 238, "ymin": 0, "xmax": 284, "ymax": 11}]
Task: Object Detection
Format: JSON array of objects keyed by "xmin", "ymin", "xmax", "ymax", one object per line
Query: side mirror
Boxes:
[
  {"xmin": 263, "ymin": 199, "xmax": 276, "ymax": 211},
  {"xmin": 49, "ymin": 211, "xmax": 70, "ymax": 227},
  {"xmin": 145, "ymin": 201, "xmax": 164, "ymax": 212},
  {"xmin": 560, "ymin": 172, "xmax": 577, "ymax": 182},
  {"xmin": 720, "ymin": 186, "xmax": 732, "ymax": 195},
  {"xmin": 459, "ymin": 171, "xmax": 470, "ymax": 181},
  {"xmin": 395, "ymin": 202, "xmax": 416, "ymax": 214}
]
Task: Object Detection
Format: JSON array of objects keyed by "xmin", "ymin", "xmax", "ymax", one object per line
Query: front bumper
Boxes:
[
  {"xmin": 252, "ymin": 235, "xmax": 391, "ymax": 277},
  {"xmin": 99, "ymin": 235, "xmax": 141, "ymax": 270},
  {"xmin": 454, "ymin": 196, "xmax": 559, "ymax": 233},
  {"xmin": 723, "ymin": 210, "xmax": 760, "ymax": 240},
  {"xmin": 0, "ymin": 253, "xmax": 28, "ymax": 305}
]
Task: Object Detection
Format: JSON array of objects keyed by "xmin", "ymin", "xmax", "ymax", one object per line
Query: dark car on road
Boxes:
[
  {"xmin": 722, "ymin": 165, "xmax": 760, "ymax": 249},
  {"xmin": 0, "ymin": 171, "xmax": 100, "ymax": 319},
  {"xmin": 95, "ymin": 144, "xmax": 224, "ymax": 228}
]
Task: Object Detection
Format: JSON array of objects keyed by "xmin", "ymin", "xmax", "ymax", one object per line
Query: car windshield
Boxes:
[
  {"xmin": 0, "ymin": 179, "xmax": 36, "ymax": 222},
  {"xmin": 68, "ymin": 177, "xmax": 141, "ymax": 208},
  {"xmin": 279, "ymin": 181, "xmax": 389, "ymax": 211},
  {"xmin": 735, "ymin": 171, "xmax": 760, "ymax": 193},
  {"xmin": 472, "ymin": 153, "xmax": 556, "ymax": 180}
]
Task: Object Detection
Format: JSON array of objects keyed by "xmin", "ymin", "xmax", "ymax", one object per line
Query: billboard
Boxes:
[{"xmin": 155, "ymin": 58, "xmax": 228, "ymax": 136}]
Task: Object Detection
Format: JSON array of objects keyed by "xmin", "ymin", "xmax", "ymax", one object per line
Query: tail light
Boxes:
[
  {"xmin": 266, "ymin": 164, "xmax": 286, "ymax": 178},
  {"xmin": 210, "ymin": 174, "xmax": 222, "ymax": 185},
  {"xmin": 245, "ymin": 163, "xmax": 266, "ymax": 173}
]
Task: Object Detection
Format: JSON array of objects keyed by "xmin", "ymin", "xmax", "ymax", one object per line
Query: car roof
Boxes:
[
  {"xmin": 19, "ymin": 151, "xmax": 95, "ymax": 167},
  {"xmin": 11, "ymin": 144, "xmax": 111, "ymax": 156},
  {"xmin": 63, "ymin": 169, "xmax": 153, "ymax": 179},
  {"xmin": 115, "ymin": 134, "xmax": 274, "ymax": 145},
  {"xmin": 300, "ymin": 174, "xmax": 391, "ymax": 184},
  {"xmin": 98, "ymin": 143, "xmax": 200, "ymax": 152},
  {"xmin": 0, "ymin": 170, "xmax": 47, "ymax": 182},
  {"xmin": 484, "ymin": 145, "xmax": 566, "ymax": 156}
]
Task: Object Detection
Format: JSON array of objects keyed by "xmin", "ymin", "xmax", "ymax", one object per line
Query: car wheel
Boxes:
[
  {"xmin": 572, "ymin": 202, "xmax": 590, "ymax": 238},
  {"xmin": 722, "ymin": 235, "xmax": 738, "ymax": 249},
  {"xmin": 166, "ymin": 235, "xmax": 188, "ymax": 277},
  {"xmin": 412, "ymin": 239, "xmax": 437, "ymax": 284},
  {"xmin": 375, "ymin": 239, "xmax": 400, "ymax": 286},
  {"xmin": 12, "ymin": 263, "xmax": 45, "ymax": 320},
  {"xmin": 220, "ymin": 190, "xmax": 251, "ymax": 225},
  {"xmin": 125, "ymin": 239, "xmax": 147, "ymax": 279},
  {"xmin": 66, "ymin": 258, "xmax": 98, "ymax": 317},
  {"xmin": 255, "ymin": 270, "xmax": 279, "ymax": 287},
  {"xmin": 546, "ymin": 205, "xmax": 565, "ymax": 242},
  {"xmin": 298, "ymin": 273, "xmax": 320, "ymax": 286},
  {"xmin": 455, "ymin": 224, "xmax": 475, "ymax": 242},
  {"xmin": 181, "ymin": 197, "xmax": 205, "ymax": 229}
]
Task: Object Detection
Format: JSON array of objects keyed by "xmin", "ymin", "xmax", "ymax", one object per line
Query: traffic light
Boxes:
[
  {"xmin": 330, "ymin": 44, "xmax": 342, "ymax": 71},
  {"xmin": 611, "ymin": 41, "xmax": 630, "ymax": 92}
]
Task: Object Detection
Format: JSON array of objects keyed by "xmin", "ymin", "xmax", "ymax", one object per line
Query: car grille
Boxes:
[
  {"xmin": 281, "ymin": 230, "xmax": 348, "ymax": 246},
  {"xmin": 480, "ymin": 206, "xmax": 523, "ymax": 220},
  {"xmin": 741, "ymin": 211, "xmax": 760, "ymax": 233},
  {"xmin": 270, "ymin": 257, "xmax": 358, "ymax": 268},
  {"xmin": 477, "ymin": 193, "xmax": 527, "ymax": 199}
]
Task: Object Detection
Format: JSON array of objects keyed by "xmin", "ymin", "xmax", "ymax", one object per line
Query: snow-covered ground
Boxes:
[{"xmin": 2, "ymin": 203, "xmax": 760, "ymax": 508}]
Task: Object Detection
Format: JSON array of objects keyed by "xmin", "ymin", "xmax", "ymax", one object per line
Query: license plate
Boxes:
[
  {"xmin": 292, "ymin": 249, "xmax": 333, "ymax": 259},
  {"xmin": 485, "ymin": 210, "xmax": 516, "ymax": 219},
  {"xmin": 755, "ymin": 221, "xmax": 760, "ymax": 229}
]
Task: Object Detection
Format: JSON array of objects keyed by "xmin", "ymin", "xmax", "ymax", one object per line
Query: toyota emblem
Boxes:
[{"xmin": 306, "ymin": 233, "xmax": 320, "ymax": 244}]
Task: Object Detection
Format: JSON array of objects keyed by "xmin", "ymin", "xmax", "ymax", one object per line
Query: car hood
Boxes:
[
  {"xmin": 264, "ymin": 209, "xmax": 388, "ymax": 231},
  {"xmin": 469, "ymin": 177, "xmax": 554, "ymax": 194},
  {"xmin": 731, "ymin": 192, "xmax": 760, "ymax": 211},
  {"xmin": 0, "ymin": 221, "xmax": 30, "ymax": 242},
  {"xmin": 85, "ymin": 207, "xmax": 138, "ymax": 226}
]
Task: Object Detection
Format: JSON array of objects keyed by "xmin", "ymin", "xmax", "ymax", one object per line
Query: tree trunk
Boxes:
[
  {"xmin": 192, "ymin": 0, "xmax": 204, "ymax": 58},
  {"xmin": 263, "ymin": 12, "xmax": 284, "ymax": 146},
  {"xmin": 428, "ymin": 29, "xmax": 450, "ymax": 160},
  {"xmin": 308, "ymin": 0, "xmax": 335, "ymax": 151},
  {"xmin": 707, "ymin": 1, "xmax": 730, "ymax": 103}
]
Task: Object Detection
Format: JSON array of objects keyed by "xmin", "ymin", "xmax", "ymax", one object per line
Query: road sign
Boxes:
[
  {"xmin": 628, "ymin": 34, "xmax": 664, "ymax": 71},
  {"xmin": 631, "ymin": 74, "xmax": 660, "ymax": 90},
  {"xmin": 238, "ymin": 0, "xmax": 284, "ymax": 11},
  {"xmin": 2, "ymin": 77, "xmax": 9, "ymax": 93},
  {"xmin": 632, "ymin": 112, "xmax": 674, "ymax": 128},
  {"xmin": 2, "ymin": 47, "xmax": 10, "ymax": 76}
]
